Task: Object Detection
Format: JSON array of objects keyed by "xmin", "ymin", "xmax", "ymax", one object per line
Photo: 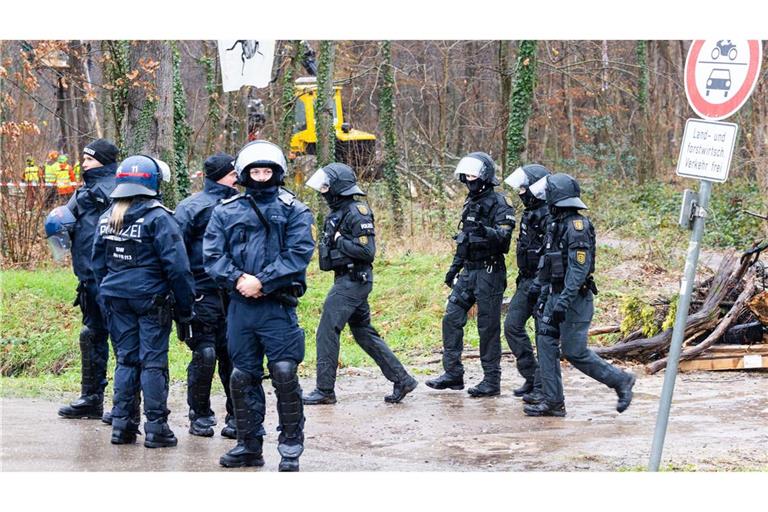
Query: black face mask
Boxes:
[
  {"xmin": 519, "ymin": 189, "xmax": 540, "ymax": 209},
  {"xmin": 466, "ymin": 179, "xmax": 487, "ymax": 196},
  {"xmin": 322, "ymin": 191, "xmax": 347, "ymax": 210}
]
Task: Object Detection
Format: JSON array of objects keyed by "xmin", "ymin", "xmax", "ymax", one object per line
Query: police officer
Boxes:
[
  {"xmin": 523, "ymin": 173, "xmax": 635, "ymax": 417},
  {"xmin": 303, "ymin": 163, "xmax": 418, "ymax": 405},
  {"xmin": 502, "ymin": 164, "xmax": 551, "ymax": 403},
  {"xmin": 426, "ymin": 152, "xmax": 515, "ymax": 397},
  {"xmin": 175, "ymin": 153, "xmax": 240, "ymax": 438},
  {"xmin": 51, "ymin": 139, "xmax": 118, "ymax": 422},
  {"xmin": 92, "ymin": 155, "xmax": 195, "ymax": 447},
  {"xmin": 204, "ymin": 140, "xmax": 314, "ymax": 472}
]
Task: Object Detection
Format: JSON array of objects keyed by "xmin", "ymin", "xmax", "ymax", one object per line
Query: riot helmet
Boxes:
[
  {"xmin": 234, "ymin": 140, "xmax": 288, "ymax": 190},
  {"xmin": 110, "ymin": 155, "xmax": 171, "ymax": 199},
  {"xmin": 306, "ymin": 162, "xmax": 365, "ymax": 196},
  {"xmin": 45, "ymin": 205, "xmax": 77, "ymax": 261},
  {"xmin": 545, "ymin": 173, "xmax": 588, "ymax": 210},
  {"xmin": 453, "ymin": 152, "xmax": 500, "ymax": 189},
  {"xmin": 505, "ymin": 164, "xmax": 551, "ymax": 208}
]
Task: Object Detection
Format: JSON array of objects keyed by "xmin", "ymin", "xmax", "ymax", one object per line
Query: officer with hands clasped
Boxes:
[
  {"xmin": 92, "ymin": 155, "xmax": 195, "ymax": 447},
  {"xmin": 47, "ymin": 139, "xmax": 118, "ymax": 422},
  {"xmin": 502, "ymin": 164, "xmax": 551, "ymax": 403},
  {"xmin": 524, "ymin": 173, "xmax": 635, "ymax": 417},
  {"xmin": 302, "ymin": 163, "xmax": 418, "ymax": 406},
  {"xmin": 204, "ymin": 140, "xmax": 314, "ymax": 472},
  {"xmin": 426, "ymin": 152, "xmax": 515, "ymax": 397},
  {"xmin": 174, "ymin": 153, "xmax": 240, "ymax": 438}
]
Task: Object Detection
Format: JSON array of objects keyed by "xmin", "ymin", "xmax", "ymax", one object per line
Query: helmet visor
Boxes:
[
  {"xmin": 453, "ymin": 156, "xmax": 485, "ymax": 180},
  {"xmin": 305, "ymin": 168, "xmax": 330, "ymax": 192},
  {"xmin": 47, "ymin": 231, "xmax": 72, "ymax": 261},
  {"xmin": 504, "ymin": 167, "xmax": 528, "ymax": 191},
  {"xmin": 529, "ymin": 176, "xmax": 548, "ymax": 201},
  {"xmin": 155, "ymin": 159, "xmax": 171, "ymax": 182}
]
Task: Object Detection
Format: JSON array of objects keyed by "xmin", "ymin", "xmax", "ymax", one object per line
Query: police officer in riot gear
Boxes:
[
  {"xmin": 204, "ymin": 140, "xmax": 314, "ymax": 471},
  {"xmin": 175, "ymin": 153, "xmax": 240, "ymax": 438},
  {"xmin": 503, "ymin": 164, "xmax": 551, "ymax": 402},
  {"xmin": 426, "ymin": 152, "xmax": 515, "ymax": 397},
  {"xmin": 303, "ymin": 163, "xmax": 418, "ymax": 405},
  {"xmin": 524, "ymin": 173, "xmax": 635, "ymax": 417},
  {"xmin": 50, "ymin": 139, "xmax": 117, "ymax": 421},
  {"xmin": 92, "ymin": 155, "xmax": 195, "ymax": 447}
]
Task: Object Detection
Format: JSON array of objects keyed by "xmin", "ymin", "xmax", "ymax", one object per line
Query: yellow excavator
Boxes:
[{"xmin": 288, "ymin": 43, "xmax": 376, "ymax": 171}]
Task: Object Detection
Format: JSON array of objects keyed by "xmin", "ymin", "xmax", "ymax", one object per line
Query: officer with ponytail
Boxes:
[{"xmin": 92, "ymin": 155, "xmax": 195, "ymax": 448}]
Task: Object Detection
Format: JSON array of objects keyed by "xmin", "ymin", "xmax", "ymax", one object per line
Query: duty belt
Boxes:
[
  {"xmin": 334, "ymin": 264, "xmax": 372, "ymax": 281},
  {"xmin": 464, "ymin": 257, "xmax": 504, "ymax": 272},
  {"xmin": 551, "ymin": 276, "xmax": 598, "ymax": 296}
]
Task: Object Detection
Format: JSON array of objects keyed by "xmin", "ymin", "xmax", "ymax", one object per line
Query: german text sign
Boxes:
[{"xmin": 676, "ymin": 119, "xmax": 738, "ymax": 183}]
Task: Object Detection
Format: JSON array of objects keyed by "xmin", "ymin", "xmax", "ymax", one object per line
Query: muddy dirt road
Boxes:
[{"xmin": 2, "ymin": 360, "xmax": 767, "ymax": 471}]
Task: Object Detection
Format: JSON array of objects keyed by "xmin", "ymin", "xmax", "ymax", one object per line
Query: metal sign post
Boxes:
[{"xmin": 648, "ymin": 39, "xmax": 760, "ymax": 471}]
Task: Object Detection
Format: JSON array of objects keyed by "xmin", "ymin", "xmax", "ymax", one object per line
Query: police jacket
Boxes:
[
  {"xmin": 516, "ymin": 201, "xmax": 549, "ymax": 278},
  {"xmin": 174, "ymin": 179, "xmax": 239, "ymax": 292},
  {"xmin": 318, "ymin": 198, "xmax": 376, "ymax": 272},
  {"xmin": 537, "ymin": 209, "xmax": 596, "ymax": 310},
  {"xmin": 203, "ymin": 187, "xmax": 315, "ymax": 301},
  {"xmin": 448, "ymin": 188, "xmax": 515, "ymax": 273},
  {"xmin": 92, "ymin": 198, "xmax": 195, "ymax": 317},
  {"xmin": 66, "ymin": 164, "xmax": 117, "ymax": 283}
]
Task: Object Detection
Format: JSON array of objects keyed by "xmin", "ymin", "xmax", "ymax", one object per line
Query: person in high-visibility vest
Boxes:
[
  {"xmin": 56, "ymin": 154, "xmax": 75, "ymax": 197},
  {"xmin": 72, "ymin": 160, "xmax": 81, "ymax": 183},
  {"xmin": 44, "ymin": 151, "xmax": 60, "ymax": 207},
  {"xmin": 24, "ymin": 156, "xmax": 41, "ymax": 183}
]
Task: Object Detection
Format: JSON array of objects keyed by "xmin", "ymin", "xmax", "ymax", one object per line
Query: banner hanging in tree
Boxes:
[
  {"xmin": 218, "ymin": 40, "xmax": 276, "ymax": 92},
  {"xmin": 684, "ymin": 40, "xmax": 762, "ymax": 120}
]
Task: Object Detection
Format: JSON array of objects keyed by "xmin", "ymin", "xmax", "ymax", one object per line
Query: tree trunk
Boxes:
[
  {"xmin": 315, "ymin": 41, "xmax": 336, "ymax": 166},
  {"xmin": 506, "ymin": 40, "xmax": 537, "ymax": 171}
]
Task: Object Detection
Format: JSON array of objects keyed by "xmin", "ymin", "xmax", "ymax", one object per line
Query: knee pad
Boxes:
[
  {"xmin": 192, "ymin": 344, "xmax": 216, "ymax": 370},
  {"xmin": 79, "ymin": 326, "xmax": 99, "ymax": 349},
  {"xmin": 269, "ymin": 360, "xmax": 298, "ymax": 391},
  {"xmin": 230, "ymin": 367, "xmax": 254, "ymax": 391}
]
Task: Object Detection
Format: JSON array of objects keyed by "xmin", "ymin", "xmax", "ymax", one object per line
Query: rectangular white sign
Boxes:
[
  {"xmin": 218, "ymin": 40, "xmax": 276, "ymax": 92},
  {"xmin": 676, "ymin": 118, "xmax": 738, "ymax": 183}
]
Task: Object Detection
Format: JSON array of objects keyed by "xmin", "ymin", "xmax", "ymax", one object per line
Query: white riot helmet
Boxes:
[{"xmin": 234, "ymin": 140, "xmax": 288, "ymax": 187}]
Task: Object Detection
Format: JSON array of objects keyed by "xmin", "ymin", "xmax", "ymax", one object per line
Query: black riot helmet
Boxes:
[
  {"xmin": 542, "ymin": 173, "xmax": 588, "ymax": 210},
  {"xmin": 505, "ymin": 163, "xmax": 552, "ymax": 208},
  {"xmin": 453, "ymin": 152, "xmax": 500, "ymax": 186},
  {"xmin": 305, "ymin": 162, "xmax": 365, "ymax": 197}
]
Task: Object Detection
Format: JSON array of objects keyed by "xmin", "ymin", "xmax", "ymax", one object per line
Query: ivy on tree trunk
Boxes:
[
  {"xmin": 378, "ymin": 41, "xmax": 404, "ymax": 232},
  {"xmin": 172, "ymin": 42, "xmax": 191, "ymax": 199},
  {"xmin": 279, "ymin": 41, "xmax": 300, "ymax": 153},
  {"xmin": 505, "ymin": 40, "xmax": 537, "ymax": 172},
  {"xmin": 315, "ymin": 41, "xmax": 336, "ymax": 166}
]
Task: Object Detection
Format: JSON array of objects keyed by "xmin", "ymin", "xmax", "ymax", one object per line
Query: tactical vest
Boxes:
[
  {"xmin": 455, "ymin": 192, "xmax": 508, "ymax": 262},
  {"xmin": 540, "ymin": 213, "xmax": 596, "ymax": 285},
  {"xmin": 318, "ymin": 201, "xmax": 375, "ymax": 271},
  {"xmin": 516, "ymin": 204, "xmax": 548, "ymax": 276}
]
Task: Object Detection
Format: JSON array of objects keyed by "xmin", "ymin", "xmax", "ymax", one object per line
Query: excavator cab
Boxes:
[{"xmin": 289, "ymin": 77, "xmax": 376, "ymax": 170}]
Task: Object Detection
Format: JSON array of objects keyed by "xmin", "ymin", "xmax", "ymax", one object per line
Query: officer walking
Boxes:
[
  {"xmin": 175, "ymin": 153, "xmax": 240, "ymax": 438},
  {"xmin": 426, "ymin": 153, "xmax": 515, "ymax": 397},
  {"xmin": 502, "ymin": 164, "xmax": 551, "ymax": 403},
  {"xmin": 50, "ymin": 139, "xmax": 118, "ymax": 422},
  {"xmin": 302, "ymin": 163, "xmax": 418, "ymax": 405},
  {"xmin": 524, "ymin": 173, "xmax": 635, "ymax": 417},
  {"xmin": 92, "ymin": 155, "xmax": 195, "ymax": 447},
  {"xmin": 204, "ymin": 140, "xmax": 314, "ymax": 472}
]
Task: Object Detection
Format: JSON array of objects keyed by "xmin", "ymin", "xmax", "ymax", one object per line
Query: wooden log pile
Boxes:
[{"xmin": 594, "ymin": 250, "xmax": 768, "ymax": 373}]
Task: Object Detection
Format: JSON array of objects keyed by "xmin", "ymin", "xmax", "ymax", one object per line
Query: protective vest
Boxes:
[
  {"xmin": 454, "ymin": 189, "xmax": 515, "ymax": 262},
  {"xmin": 56, "ymin": 163, "xmax": 75, "ymax": 195},
  {"xmin": 516, "ymin": 203, "xmax": 549, "ymax": 277},
  {"xmin": 44, "ymin": 162, "xmax": 58, "ymax": 185},
  {"xmin": 540, "ymin": 211, "xmax": 596, "ymax": 286},
  {"xmin": 24, "ymin": 165, "xmax": 40, "ymax": 183},
  {"xmin": 318, "ymin": 200, "xmax": 376, "ymax": 272}
]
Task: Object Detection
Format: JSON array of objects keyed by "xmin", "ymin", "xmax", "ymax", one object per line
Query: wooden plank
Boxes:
[
  {"xmin": 679, "ymin": 354, "xmax": 768, "ymax": 371},
  {"xmin": 705, "ymin": 344, "xmax": 768, "ymax": 355}
]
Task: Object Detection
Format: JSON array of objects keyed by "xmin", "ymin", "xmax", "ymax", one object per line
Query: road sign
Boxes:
[
  {"xmin": 676, "ymin": 118, "xmax": 738, "ymax": 183},
  {"xmin": 685, "ymin": 40, "xmax": 762, "ymax": 120}
]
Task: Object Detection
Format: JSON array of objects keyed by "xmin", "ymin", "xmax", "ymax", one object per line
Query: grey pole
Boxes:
[{"xmin": 648, "ymin": 179, "xmax": 713, "ymax": 471}]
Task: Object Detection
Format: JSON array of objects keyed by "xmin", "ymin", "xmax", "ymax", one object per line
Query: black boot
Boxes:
[
  {"xmin": 189, "ymin": 416, "xmax": 215, "ymax": 437},
  {"xmin": 111, "ymin": 417, "xmax": 141, "ymax": 445},
  {"xmin": 221, "ymin": 414, "xmax": 237, "ymax": 439},
  {"xmin": 425, "ymin": 373, "xmax": 464, "ymax": 390},
  {"xmin": 101, "ymin": 409, "xmax": 113, "ymax": 424},
  {"xmin": 219, "ymin": 368, "xmax": 266, "ymax": 468},
  {"xmin": 384, "ymin": 375, "xmax": 418, "ymax": 403},
  {"xmin": 513, "ymin": 379, "xmax": 535, "ymax": 397},
  {"xmin": 144, "ymin": 422, "xmax": 178, "ymax": 448},
  {"xmin": 615, "ymin": 373, "xmax": 636, "ymax": 413},
  {"xmin": 467, "ymin": 380, "xmax": 500, "ymax": 398},
  {"xmin": 187, "ymin": 345, "xmax": 217, "ymax": 436},
  {"xmin": 271, "ymin": 361, "xmax": 305, "ymax": 473},
  {"xmin": 302, "ymin": 388, "xmax": 337, "ymax": 405},
  {"xmin": 522, "ymin": 389, "xmax": 544, "ymax": 405},
  {"xmin": 524, "ymin": 401, "xmax": 566, "ymax": 417},
  {"xmin": 58, "ymin": 394, "xmax": 104, "ymax": 419}
]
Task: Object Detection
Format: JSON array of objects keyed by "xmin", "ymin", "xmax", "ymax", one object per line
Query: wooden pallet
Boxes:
[{"xmin": 678, "ymin": 344, "xmax": 768, "ymax": 371}]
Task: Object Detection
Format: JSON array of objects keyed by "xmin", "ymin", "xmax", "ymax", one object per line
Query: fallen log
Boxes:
[
  {"xmin": 588, "ymin": 325, "xmax": 621, "ymax": 336},
  {"xmin": 595, "ymin": 251, "xmax": 748, "ymax": 361},
  {"xmin": 647, "ymin": 271, "xmax": 756, "ymax": 373}
]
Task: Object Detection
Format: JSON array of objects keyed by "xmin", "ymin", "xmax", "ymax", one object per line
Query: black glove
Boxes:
[
  {"xmin": 533, "ymin": 298, "xmax": 545, "ymax": 319},
  {"xmin": 445, "ymin": 269, "xmax": 458, "ymax": 288},
  {"xmin": 175, "ymin": 313, "xmax": 194, "ymax": 342},
  {"xmin": 527, "ymin": 283, "xmax": 541, "ymax": 308},
  {"xmin": 551, "ymin": 303, "xmax": 567, "ymax": 325}
]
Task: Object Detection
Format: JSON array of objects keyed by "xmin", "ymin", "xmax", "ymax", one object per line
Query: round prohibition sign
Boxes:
[{"xmin": 685, "ymin": 40, "xmax": 762, "ymax": 121}]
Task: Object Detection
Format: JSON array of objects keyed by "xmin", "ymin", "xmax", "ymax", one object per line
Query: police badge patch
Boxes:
[
  {"xmin": 356, "ymin": 204, "xmax": 369, "ymax": 215},
  {"xmin": 576, "ymin": 250, "xmax": 587, "ymax": 265},
  {"xmin": 359, "ymin": 235, "xmax": 368, "ymax": 245},
  {"xmin": 573, "ymin": 219, "xmax": 584, "ymax": 231}
]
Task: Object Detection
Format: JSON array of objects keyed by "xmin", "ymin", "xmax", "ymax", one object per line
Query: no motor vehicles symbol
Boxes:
[{"xmin": 685, "ymin": 40, "xmax": 762, "ymax": 121}]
